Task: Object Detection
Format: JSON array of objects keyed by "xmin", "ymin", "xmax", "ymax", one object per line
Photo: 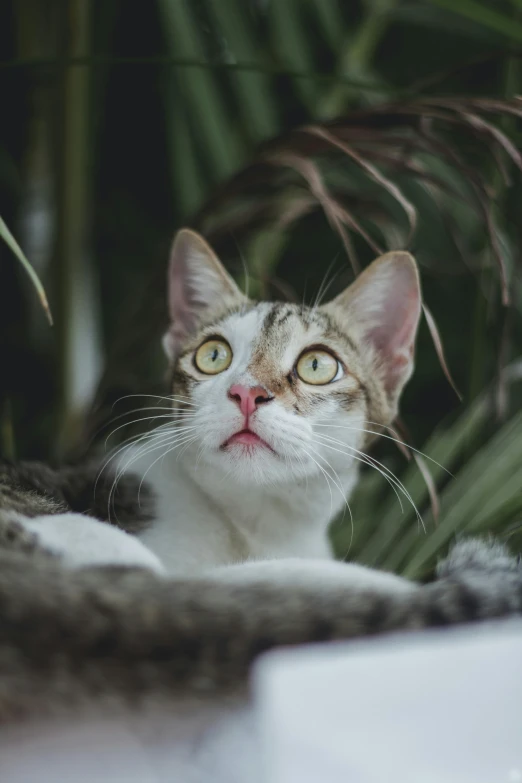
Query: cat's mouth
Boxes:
[{"xmin": 221, "ymin": 428, "xmax": 275, "ymax": 453}]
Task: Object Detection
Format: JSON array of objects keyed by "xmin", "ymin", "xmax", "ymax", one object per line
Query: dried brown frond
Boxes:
[{"xmin": 85, "ymin": 96, "xmax": 521, "ymax": 456}]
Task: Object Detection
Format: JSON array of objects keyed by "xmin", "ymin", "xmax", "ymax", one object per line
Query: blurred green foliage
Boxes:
[{"xmin": 1, "ymin": 0, "xmax": 522, "ymax": 575}]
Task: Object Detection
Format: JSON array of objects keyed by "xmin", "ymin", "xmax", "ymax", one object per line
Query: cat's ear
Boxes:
[
  {"xmin": 164, "ymin": 228, "xmax": 245, "ymax": 359},
  {"xmin": 326, "ymin": 251, "xmax": 421, "ymax": 400}
]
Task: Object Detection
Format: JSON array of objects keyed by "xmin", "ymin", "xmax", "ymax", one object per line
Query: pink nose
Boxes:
[{"xmin": 228, "ymin": 384, "xmax": 273, "ymax": 418}]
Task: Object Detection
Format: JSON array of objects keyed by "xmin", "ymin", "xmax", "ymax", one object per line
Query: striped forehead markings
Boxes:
[
  {"xmin": 261, "ymin": 302, "xmax": 324, "ymax": 338},
  {"xmin": 262, "ymin": 303, "xmax": 293, "ymax": 335},
  {"xmin": 261, "ymin": 304, "xmax": 358, "ymax": 353}
]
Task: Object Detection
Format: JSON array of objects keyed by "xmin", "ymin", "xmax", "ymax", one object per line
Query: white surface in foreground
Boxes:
[
  {"xmin": 0, "ymin": 622, "xmax": 521, "ymax": 782},
  {"xmin": 255, "ymin": 621, "xmax": 522, "ymax": 783}
]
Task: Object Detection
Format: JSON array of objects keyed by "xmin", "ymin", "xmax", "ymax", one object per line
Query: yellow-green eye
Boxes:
[
  {"xmin": 195, "ymin": 339, "xmax": 233, "ymax": 375},
  {"xmin": 296, "ymin": 350, "xmax": 340, "ymax": 385}
]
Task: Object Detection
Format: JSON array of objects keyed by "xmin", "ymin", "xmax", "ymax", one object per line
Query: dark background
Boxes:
[{"xmin": 1, "ymin": 0, "xmax": 522, "ymax": 576}]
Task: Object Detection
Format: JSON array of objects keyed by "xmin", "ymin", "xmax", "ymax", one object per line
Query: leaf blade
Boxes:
[{"xmin": 0, "ymin": 215, "xmax": 53, "ymax": 326}]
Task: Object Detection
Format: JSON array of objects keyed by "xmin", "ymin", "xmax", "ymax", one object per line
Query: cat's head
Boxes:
[{"xmin": 162, "ymin": 229, "xmax": 421, "ymax": 486}]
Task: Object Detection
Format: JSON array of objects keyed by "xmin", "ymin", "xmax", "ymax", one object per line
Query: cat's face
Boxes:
[{"xmin": 163, "ymin": 230, "xmax": 421, "ymax": 487}]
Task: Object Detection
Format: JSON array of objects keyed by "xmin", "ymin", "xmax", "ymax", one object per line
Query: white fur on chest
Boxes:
[{"xmin": 124, "ymin": 448, "xmax": 355, "ymax": 575}]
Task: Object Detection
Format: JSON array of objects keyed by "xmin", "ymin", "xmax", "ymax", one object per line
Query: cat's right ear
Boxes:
[
  {"xmin": 324, "ymin": 250, "xmax": 421, "ymax": 406},
  {"xmin": 163, "ymin": 229, "xmax": 245, "ymax": 360}
]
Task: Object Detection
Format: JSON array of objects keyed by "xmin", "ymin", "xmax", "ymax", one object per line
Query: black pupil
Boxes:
[
  {"xmin": 211, "ymin": 348, "xmax": 219, "ymax": 362},
  {"xmin": 312, "ymin": 357, "xmax": 318, "ymax": 372}
]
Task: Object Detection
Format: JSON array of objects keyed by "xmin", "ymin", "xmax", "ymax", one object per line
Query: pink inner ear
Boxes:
[
  {"xmin": 168, "ymin": 256, "xmax": 198, "ymax": 342},
  {"xmin": 370, "ymin": 286, "xmax": 419, "ymax": 352},
  {"xmin": 369, "ymin": 324, "xmax": 415, "ymax": 394},
  {"xmin": 165, "ymin": 229, "xmax": 245, "ymax": 360},
  {"xmin": 166, "ymin": 230, "xmax": 217, "ymax": 353},
  {"xmin": 348, "ymin": 254, "xmax": 421, "ymax": 397}
]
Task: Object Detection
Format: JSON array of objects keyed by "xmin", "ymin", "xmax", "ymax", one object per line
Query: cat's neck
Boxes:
[{"xmin": 130, "ymin": 447, "xmax": 358, "ymax": 574}]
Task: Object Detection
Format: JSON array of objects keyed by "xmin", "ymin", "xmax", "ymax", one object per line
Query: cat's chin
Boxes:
[
  {"xmin": 218, "ymin": 442, "xmax": 280, "ymax": 482},
  {"xmin": 201, "ymin": 442, "xmax": 313, "ymax": 487}
]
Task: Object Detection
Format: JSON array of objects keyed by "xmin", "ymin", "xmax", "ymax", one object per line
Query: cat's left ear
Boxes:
[
  {"xmin": 325, "ymin": 251, "xmax": 421, "ymax": 402},
  {"xmin": 163, "ymin": 228, "xmax": 246, "ymax": 360}
]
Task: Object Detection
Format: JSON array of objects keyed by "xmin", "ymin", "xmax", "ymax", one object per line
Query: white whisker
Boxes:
[
  {"xmin": 137, "ymin": 434, "xmax": 199, "ymax": 501},
  {"xmin": 234, "ymin": 237, "xmax": 251, "ymax": 302},
  {"xmin": 314, "ymin": 423, "xmax": 451, "ymax": 475},
  {"xmin": 104, "ymin": 415, "xmax": 181, "ymax": 447},
  {"xmin": 112, "ymin": 393, "xmax": 197, "ymax": 407},
  {"xmin": 314, "ymin": 434, "xmax": 405, "ymax": 512},
  {"xmin": 104, "ymin": 425, "xmax": 199, "ymax": 520},
  {"xmin": 309, "ymin": 254, "xmax": 340, "ymax": 316},
  {"xmin": 110, "ymin": 429, "xmax": 198, "ymax": 516},
  {"xmin": 96, "ymin": 426, "xmax": 166, "ymax": 495},
  {"xmin": 105, "ymin": 405, "xmax": 194, "ymax": 425},
  {"xmin": 288, "ymin": 442, "xmax": 309, "ymax": 489},
  {"xmin": 301, "ymin": 446, "xmax": 334, "ymax": 518},
  {"xmin": 308, "ymin": 446, "xmax": 354, "ymax": 551},
  {"xmin": 314, "ymin": 433, "xmax": 425, "ymax": 534}
]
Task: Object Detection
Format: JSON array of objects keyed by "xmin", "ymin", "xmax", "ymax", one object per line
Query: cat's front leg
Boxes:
[
  {"xmin": 14, "ymin": 513, "xmax": 165, "ymax": 574},
  {"xmin": 210, "ymin": 557, "xmax": 415, "ymax": 593}
]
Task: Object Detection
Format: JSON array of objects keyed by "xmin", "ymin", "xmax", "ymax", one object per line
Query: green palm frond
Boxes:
[{"xmin": 335, "ymin": 364, "xmax": 522, "ymax": 577}]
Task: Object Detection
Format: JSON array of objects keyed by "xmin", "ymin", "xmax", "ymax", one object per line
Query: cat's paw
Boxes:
[
  {"xmin": 19, "ymin": 513, "xmax": 165, "ymax": 574},
  {"xmin": 436, "ymin": 537, "xmax": 519, "ymax": 579}
]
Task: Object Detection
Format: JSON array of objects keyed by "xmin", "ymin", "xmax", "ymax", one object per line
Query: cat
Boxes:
[
  {"xmin": 1, "ymin": 227, "xmax": 423, "ymax": 575},
  {"xmin": 0, "ymin": 515, "xmax": 520, "ymax": 722},
  {"xmin": 0, "ymin": 230, "xmax": 521, "ymax": 781}
]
